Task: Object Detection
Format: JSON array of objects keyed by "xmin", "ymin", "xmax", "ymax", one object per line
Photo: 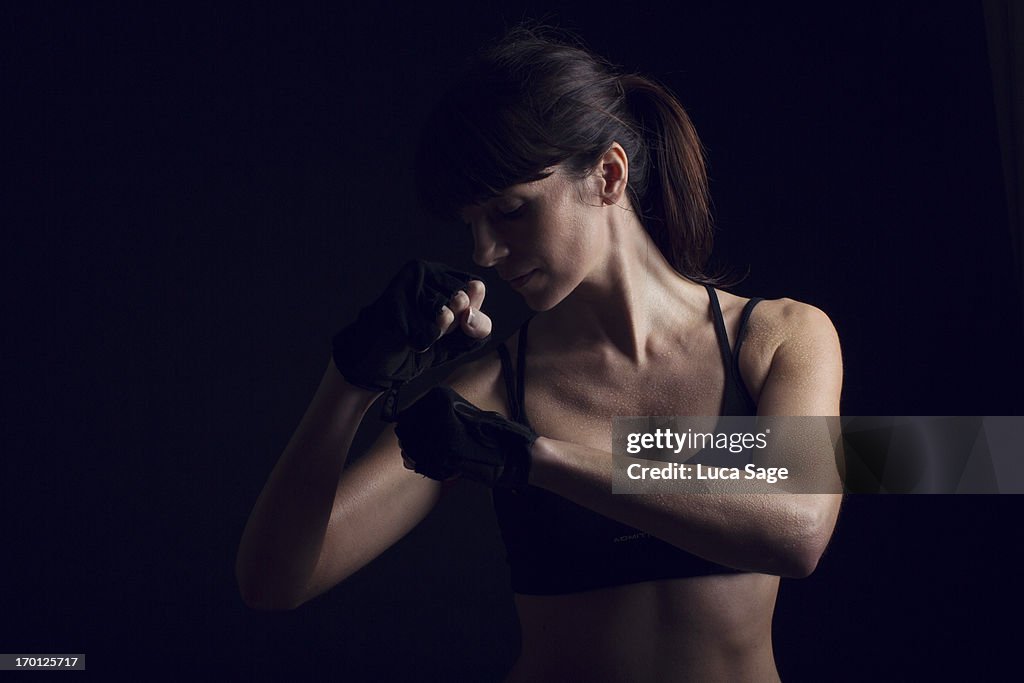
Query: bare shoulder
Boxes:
[
  {"xmin": 722, "ymin": 293, "xmax": 842, "ymax": 405},
  {"xmin": 746, "ymin": 297, "xmax": 840, "ymax": 349}
]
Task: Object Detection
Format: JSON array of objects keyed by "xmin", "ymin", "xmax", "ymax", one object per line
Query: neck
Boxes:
[{"xmin": 535, "ymin": 216, "xmax": 708, "ymax": 366}]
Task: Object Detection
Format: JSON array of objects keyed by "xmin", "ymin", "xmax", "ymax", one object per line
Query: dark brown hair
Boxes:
[{"xmin": 415, "ymin": 22, "xmax": 737, "ymax": 285}]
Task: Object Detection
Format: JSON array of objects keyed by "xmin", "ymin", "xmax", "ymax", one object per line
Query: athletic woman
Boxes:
[{"xmin": 237, "ymin": 24, "xmax": 844, "ymax": 682}]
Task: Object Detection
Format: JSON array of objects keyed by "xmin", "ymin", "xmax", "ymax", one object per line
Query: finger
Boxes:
[
  {"xmin": 435, "ymin": 305, "xmax": 456, "ymax": 340},
  {"xmin": 461, "ymin": 305, "xmax": 493, "ymax": 338},
  {"xmin": 448, "ymin": 289, "xmax": 471, "ymax": 318},
  {"xmin": 464, "ymin": 279, "xmax": 486, "ymax": 310}
]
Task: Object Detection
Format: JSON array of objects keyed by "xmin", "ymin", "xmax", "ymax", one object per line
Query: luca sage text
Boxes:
[{"xmin": 626, "ymin": 463, "xmax": 790, "ymax": 484}]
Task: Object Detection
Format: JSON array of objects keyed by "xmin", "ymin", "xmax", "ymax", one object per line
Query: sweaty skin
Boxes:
[
  {"xmin": 447, "ymin": 284, "xmax": 796, "ymax": 683},
  {"xmin": 237, "ymin": 145, "xmax": 840, "ymax": 683},
  {"xmin": 441, "ymin": 147, "xmax": 841, "ymax": 681}
]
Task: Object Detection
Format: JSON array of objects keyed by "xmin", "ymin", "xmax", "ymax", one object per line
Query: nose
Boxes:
[{"xmin": 471, "ymin": 221, "xmax": 506, "ymax": 268}]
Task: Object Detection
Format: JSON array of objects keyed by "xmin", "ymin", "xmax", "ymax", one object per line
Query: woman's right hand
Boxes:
[
  {"xmin": 434, "ymin": 277, "xmax": 493, "ymax": 348},
  {"xmin": 331, "ymin": 260, "xmax": 493, "ymax": 393}
]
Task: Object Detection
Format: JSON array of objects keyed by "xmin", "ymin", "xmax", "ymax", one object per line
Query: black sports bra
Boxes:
[{"xmin": 492, "ymin": 285, "xmax": 764, "ymax": 595}]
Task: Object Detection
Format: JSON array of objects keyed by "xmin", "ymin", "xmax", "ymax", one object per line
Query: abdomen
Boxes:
[{"xmin": 506, "ymin": 573, "xmax": 781, "ymax": 683}]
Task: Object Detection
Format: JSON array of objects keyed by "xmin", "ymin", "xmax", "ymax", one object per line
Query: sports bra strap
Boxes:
[
  {"xmin": 496, "ymin": 343, "xmax": 520, "ymax": 423},
  {"xmin": 495, "ymin": 317, "xmax": 536, "ymax": 430},
  {"xmin": 516, "ymin": 318, "xmax": 534, "ymax": 430},
  {"xmin": 704, "ymin": 285, "xmax": 737, "ymax": 385},
  {"xmin": 734, "ymin": 297, "xmax": 765, "ymax": 365}
]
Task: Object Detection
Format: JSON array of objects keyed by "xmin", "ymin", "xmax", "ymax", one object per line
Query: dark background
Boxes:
[{"xmin": 5, "ymin": 2, "xmax": 1022, "ymax": 680}]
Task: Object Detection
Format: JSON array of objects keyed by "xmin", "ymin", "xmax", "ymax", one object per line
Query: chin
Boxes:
[
  {"xmin": 521, "ymin": 282, "xmax": 570, "ymax": 312},
  {"xmin": 524, "ymin": 297, "xmax": 559, "ymax": 312}
]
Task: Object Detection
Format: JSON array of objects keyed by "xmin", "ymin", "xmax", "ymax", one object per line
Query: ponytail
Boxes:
[{"xmin": 619, "ymin": 73, "xmax": 725, "ymax": 284}]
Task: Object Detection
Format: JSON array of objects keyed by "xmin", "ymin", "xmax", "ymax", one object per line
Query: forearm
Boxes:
[
  {"xmin": 236, "ymin": 357, "xmax": 379, "ymax": 609},
  {"xmin": 528, "ymin": 436, "xmax": 834, "ymax": 577}
]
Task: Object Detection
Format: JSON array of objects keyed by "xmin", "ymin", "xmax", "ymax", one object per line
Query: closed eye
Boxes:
[{"xmin": 498, "ymin": 205, "xmax": 526, "ymax": 219}]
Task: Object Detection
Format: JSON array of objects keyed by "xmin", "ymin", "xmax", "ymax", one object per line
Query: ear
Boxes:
[{"xmin": 594, "ymin": 142, "xmax": 629, "ymax": 207}]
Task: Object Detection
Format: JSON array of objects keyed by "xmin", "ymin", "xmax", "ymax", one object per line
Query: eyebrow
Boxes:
[
  {"xmin": 458, "ymin": 186, "xmax": 529, "ymax": 220},
  {"xmin": 458, "ymin": 195, "xmax": 499, "ymax": 222}
]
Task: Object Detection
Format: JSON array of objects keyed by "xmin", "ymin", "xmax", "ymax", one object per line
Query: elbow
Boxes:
[
  {"xmin": 774, "ymin": 500, "xmax": 835, "ymax": 579},
  {"xmin": 782, "ymin": 545, "xmax": 824, "ymax": 579}
]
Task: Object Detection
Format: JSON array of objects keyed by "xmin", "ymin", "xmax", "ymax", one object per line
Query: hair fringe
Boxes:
[{"xmin": 415, "ymin": 20, "xmax": 748, "ymax": 289}]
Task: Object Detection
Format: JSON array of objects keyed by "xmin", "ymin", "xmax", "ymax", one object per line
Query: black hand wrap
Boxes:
[
  {"xmin": 395, "ymin": 386, "xmax": 538, "ymax": 492},
  {"xmin": 331, "ymin": 260, "xmax": 491, "ymax": 396}
]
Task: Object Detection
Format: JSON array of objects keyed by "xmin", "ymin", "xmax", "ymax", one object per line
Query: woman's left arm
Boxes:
[{"xmin": 527, "ymin": 301, "xmax": 844, "ymax": 578}]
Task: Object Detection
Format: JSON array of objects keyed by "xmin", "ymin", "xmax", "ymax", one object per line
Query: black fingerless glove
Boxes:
[
  {"xmin": 395, "ymin": 386, "xmax": 538, "ymax": 492},
  {"xmin": 332, "ymin": 260, "xmax": 491, "ymax": 407}
]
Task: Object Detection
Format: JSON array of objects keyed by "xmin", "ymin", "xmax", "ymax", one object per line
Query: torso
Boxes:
[{"xmin": 455, "ymin": 286, "xmax": 790, "ymax": 683}]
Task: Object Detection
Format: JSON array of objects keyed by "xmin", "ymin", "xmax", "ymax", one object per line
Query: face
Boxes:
[{"xmin": 459, "ymin": 165, "xmax": 607, "ymax": 311}]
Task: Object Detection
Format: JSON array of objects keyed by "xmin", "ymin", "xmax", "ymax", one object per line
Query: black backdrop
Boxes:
[{"xmin": 6, "ymin": 2, "xmax": 1023, "ymax": 681}]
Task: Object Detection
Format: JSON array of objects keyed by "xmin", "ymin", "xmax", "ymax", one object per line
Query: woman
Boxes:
[{"xmin": 237, "ymin": 23, "xmax": 844, "ymax": 682}]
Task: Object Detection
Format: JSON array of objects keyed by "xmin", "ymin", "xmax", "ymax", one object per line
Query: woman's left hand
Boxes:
[{"xmin": 395, "ymin": 386, "xmax": 538, "ymax": 492}]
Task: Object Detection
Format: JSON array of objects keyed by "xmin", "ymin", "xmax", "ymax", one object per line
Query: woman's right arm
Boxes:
[
  {"xmin": 235, "ymin": 274, "xmax": 492, "ymax": 611},
  {"xmin": 235, "ymin": 357, "xmax": 443, "ymax": 611}
]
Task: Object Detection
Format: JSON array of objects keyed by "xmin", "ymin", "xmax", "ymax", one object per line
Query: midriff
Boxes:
[{"xmin": 503, "ymin": 572, "xmax": 782, "ymax": 683}]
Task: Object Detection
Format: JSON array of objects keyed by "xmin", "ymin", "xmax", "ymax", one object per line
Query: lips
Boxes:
[{"xmin": 506, "ymin": 269, "xmax": 536, "ymax": 289}]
